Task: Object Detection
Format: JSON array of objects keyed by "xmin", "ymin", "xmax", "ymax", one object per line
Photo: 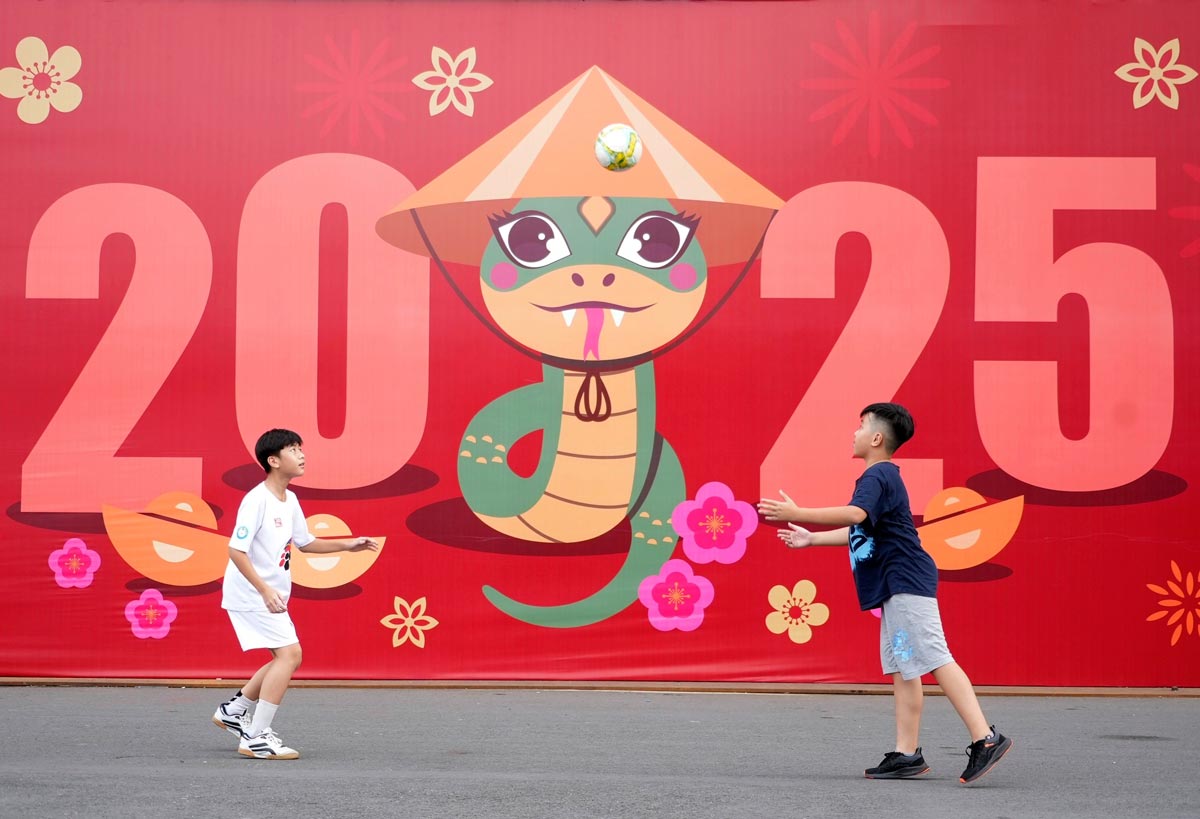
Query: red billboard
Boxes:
[{"xmin": 1, "ymin": 0, "xmax": 1196, "ymax": 685}]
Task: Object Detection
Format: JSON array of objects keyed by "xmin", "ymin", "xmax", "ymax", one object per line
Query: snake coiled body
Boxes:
[{"xmin": 459, "ymin": 362, "xmax": 683, "ymax": 627}]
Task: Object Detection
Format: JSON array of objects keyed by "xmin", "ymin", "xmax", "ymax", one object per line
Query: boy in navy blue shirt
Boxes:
[{"xmin": 759, "ymin": 403, "xmax": 1012, "ymax": 784}]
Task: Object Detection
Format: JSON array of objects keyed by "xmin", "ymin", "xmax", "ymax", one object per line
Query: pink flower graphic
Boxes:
[
  {"xmin": 638, "ymin": 559, "xmax": 714, "ymax": 632},
  {"xmin": 295, "ymin": 31, "xmax": 409, "ymax": 144},
  {"xmin": 672, "ymin": 481, "xmax": 757, "ymax": 565},
  {"xmin": 798, "ymin": 11, "xmax": 949, "ymax": 158},
  {"xmin": 124, "ymin": 589, "xmax": 178, "ymax": 640},
  {"xmin": 48, "ymin": 538, "xmax": 101, "ymax": 589}
]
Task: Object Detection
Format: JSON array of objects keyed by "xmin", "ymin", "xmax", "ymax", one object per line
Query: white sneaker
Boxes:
[
  {"xmin": 238, "ymin": 729, "xmax": 300, "ymax": 760},
  {"xmin": 212, "ymin": 703, "xmax": 250, "ymax": 740}
]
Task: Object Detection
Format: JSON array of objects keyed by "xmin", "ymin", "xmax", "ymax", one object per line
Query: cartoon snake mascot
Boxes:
[
  {"xmin": 377, "ymin": 66, "xmax": 780, "ymax": 628},
  {"xmin": 457, "ymin": 195, "xmax": 703, "ymax": 627}
]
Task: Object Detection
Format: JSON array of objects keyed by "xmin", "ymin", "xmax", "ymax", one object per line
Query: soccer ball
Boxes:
[{"xmin": 594, "ymin": 123, "xmax": 642, "ymax": 171}]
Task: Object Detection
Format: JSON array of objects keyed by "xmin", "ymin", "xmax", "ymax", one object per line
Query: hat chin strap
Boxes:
[{"xmin": 572, "ymin": 370, "xmax": 612, "ymax": 422}]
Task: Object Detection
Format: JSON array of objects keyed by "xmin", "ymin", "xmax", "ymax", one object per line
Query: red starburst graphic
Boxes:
[
  {"xmin": 1168, "ymin": 163, "xmax": 1200, "ymax": 258},
  {"xmin": 295, "ymin": 31, "xmax": 408, "ymax": 144},
  {"xmin": 798, "ymin": 11, "xmax": 949, "ymax": 158}
]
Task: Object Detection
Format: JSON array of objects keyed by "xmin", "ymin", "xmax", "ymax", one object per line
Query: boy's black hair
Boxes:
[
  {"xmin": 255, "ymin": 428, "xmax": 303, "ymax": 474},
  {"xmin": 860, "ymin": 403, "xmax": 914, "ymax": 454}
]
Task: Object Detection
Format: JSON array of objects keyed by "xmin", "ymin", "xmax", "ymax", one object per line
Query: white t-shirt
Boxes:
[{"xmin": 221, "ymin": 482, "xmax": 315, "ymax": 612}]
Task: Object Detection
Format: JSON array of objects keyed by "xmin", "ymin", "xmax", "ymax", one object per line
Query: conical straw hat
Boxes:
[{"xmin": 378, "ymin": 66, "xmax": 783, "ymax": 267}]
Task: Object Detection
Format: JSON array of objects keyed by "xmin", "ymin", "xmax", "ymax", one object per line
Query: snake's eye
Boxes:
[
  {"xmin": 490, "ymin": 211, "xmax": 572, "ymax": 268},
  {"xmin": 615, "ymin": 211, "xmax": 697, "ymax": 269}
]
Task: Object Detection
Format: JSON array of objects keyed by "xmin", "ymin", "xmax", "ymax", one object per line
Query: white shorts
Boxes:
[
  {"xmin": 879, "ymin": 593, "xmax": 954, "ymax": 681},
  {"xmin": 227, "ymin": 609, "xmax": 299, "ymax": 651}
]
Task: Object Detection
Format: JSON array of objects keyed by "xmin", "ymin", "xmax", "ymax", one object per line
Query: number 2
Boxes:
[
  {"xmin": 22, "ymin": 184, "xmax": 212, "ymax": 512},
  {"xmin": 760, "ymin": 182, "xmax": 947, "ymax": 509}
]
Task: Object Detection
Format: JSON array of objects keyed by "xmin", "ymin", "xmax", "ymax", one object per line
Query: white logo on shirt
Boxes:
[
  {"xmin": 274, "ymin": 517, "xmax": 283, "ymax": 528},
  {"xmin": 236, "ymin": 525, "xmax": 249, "ymax": 539}
]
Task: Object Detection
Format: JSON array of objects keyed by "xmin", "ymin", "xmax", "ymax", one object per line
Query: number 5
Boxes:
[{"xmin": 975, "ymin": 157, "xmax": 1173, "ymax": 491}]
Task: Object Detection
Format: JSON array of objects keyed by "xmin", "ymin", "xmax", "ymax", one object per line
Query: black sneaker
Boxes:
[
  {"xmin": 959, "ymin": 727, "xmax": 1013, "ymax": 783},
  {"xmin": 865, "ymin": 748, "xmax": 930, "ymax": 779}
]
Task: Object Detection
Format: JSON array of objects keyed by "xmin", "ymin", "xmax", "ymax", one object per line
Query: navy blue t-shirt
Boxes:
[{"xmin": 846, "ymin": 462, "xmax": 938, "ymax": 610}]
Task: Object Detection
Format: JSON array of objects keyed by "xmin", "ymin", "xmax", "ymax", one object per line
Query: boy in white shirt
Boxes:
[{"xmin": 211, "ymin": 429, "xmax": 378, "ymax": 759}]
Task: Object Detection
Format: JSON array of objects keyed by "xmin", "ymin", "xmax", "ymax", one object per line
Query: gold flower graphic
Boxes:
[
  {"xmin": 412, "ymin": 46, "xmax": 493, "ymax": 117},
  {"xmin": 1115, "ymin": 38, "xmax": 1197, "ymax": 110},
  {"xmin": 1146, "ymin": 561, "xmax": 1200, "ymax": 646},
  {"xmin": 798, "ymin": 11, "xmax": 949, "ymax": 158},
  {"xmin": 765, "ymin": 580, "xmax": 830, "ymax": 645},
  {"xmin": 295, "ymin": 31, "xmax": 408, "ymax": 144},
  {"xmin": 0, "ymin": 36, "xmax": 82, "ymax": 124},
  {"xmin": 380, "ymin": 595, "xmax": 440, "ymax": 648}
]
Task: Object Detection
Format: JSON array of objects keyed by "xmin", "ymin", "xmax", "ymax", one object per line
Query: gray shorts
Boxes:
[{"xmin": 879, "ymin": 593, "xmax": 954, "ymax": 680}]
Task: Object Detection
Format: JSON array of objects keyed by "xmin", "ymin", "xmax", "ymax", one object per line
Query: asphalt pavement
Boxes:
[{"xmin": 0, "ymin": 685, "xmax": 1194, "ymax": 819}]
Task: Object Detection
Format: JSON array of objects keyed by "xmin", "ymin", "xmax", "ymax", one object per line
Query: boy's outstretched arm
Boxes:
[
  {"xmin": 779, "ymin": 523, "xmax": 850, "ymax": 549},
  {"xmin": 758, "ymin": 490, "xmax": 802, "ymax": 522},
  {"xmin": 300, "ymin": 537, "xmax": 380, "ymax": 554},
  {"xmin": 758, "ymin": 490, "xmax": 867, "ymax": 527},
  {"xmin": 790, "ymin": 505, "xmax": 866, "ymax": 527}
]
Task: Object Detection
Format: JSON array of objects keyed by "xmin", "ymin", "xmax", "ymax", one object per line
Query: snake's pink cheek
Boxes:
[
  {"xmin": 488, "ymin": 262, "xmax": 519, "ymax": 291},
  {"xmin": 669, "ymin": 262, "xmax": 698, "ymax": 291}
]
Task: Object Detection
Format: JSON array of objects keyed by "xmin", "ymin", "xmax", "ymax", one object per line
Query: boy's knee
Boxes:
[{"xmin": 275, "ymin": 643, "xmax": 302, "ymax": 669}]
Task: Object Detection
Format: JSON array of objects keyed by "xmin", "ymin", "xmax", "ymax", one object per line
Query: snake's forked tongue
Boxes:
[
  {"xmin": 573, "ymin": 307, "xmax": 611, "ymax": 422},
  {"xmin": 582, "ymin": 307, "xmax": 605, "ymax": 360}
]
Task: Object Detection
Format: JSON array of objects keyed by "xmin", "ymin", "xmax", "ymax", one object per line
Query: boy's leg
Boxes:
[
  {"xmin": 931, "ymin": 661, "xmax": 990, "ymax": 742},
  {"xmin": 247, "ymin": 642, "xmax": 302, "ymax": 738},
  {"xmin": 239, "ymin": 643, "xmax": 303, "ymax": 759},
  {"xmin": 258, "ymin": 642, "xmax": 303, "ymax": 705},
  {"xmin": 932, "ymin": 660, "xmax": 1014, "ymax": 783},
  {"xmin": 239, "ymin": 661, "xmax": 272, "ymax": 703},
  {"xmin": 865, "ymin": 601, "xmax": 930, "ymax": 778},
  {"xmin": 880, "ymin": 597, "xmax": 925, "ymax": 753},
  {"xmin": 213, "ymin": 660, "xmax": 265, "ymax": 739},
  {"xmin": 214, "ymin": 613, "xmax": 267, "ymax": 738},
  {"xmin": 892, "ymin": 672, "xmax": 923, "ymax": 754}
]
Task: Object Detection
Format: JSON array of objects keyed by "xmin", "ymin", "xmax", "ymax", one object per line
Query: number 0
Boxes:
[{"xmin": 236, "ymin": 154, "xmax": 428, "ymax": 488}]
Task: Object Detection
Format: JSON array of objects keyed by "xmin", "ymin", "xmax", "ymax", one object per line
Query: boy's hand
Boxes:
[
  {"xmin": 778, "ymin": 523, "xmax": 814, "ymax": 549},
  {"xmin": 261, "ymin": 587, "xmax": 287, "ymax": 613},
  {"xmin": 347, "ymin": 537, "xmax": 380, "ymax": 552},
  {"xmin": 758, "ymin": 490, "xmax": 800, "ymax": 522}
]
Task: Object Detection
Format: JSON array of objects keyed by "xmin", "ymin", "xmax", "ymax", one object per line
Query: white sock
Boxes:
[
  {"xmin": 249, "ymin": 700, "xmax": 278, "ymax": 737},
  {"xmin": 230, "ymin": 691, "xmax": 256, "ymax": 714}
]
